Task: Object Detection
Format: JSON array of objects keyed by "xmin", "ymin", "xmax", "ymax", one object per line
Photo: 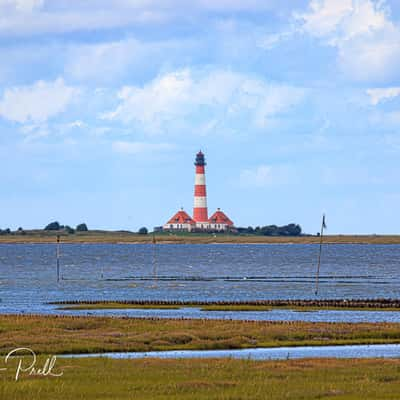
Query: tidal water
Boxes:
[
  {"xmin": 63, "ymin": 343, "xmax": 400, "ymax": 361},
  {"xmin": 0, "ymin": 243, "xmax": 399, "ymax": 318}
]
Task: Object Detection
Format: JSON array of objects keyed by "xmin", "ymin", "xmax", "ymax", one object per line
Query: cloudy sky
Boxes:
[{"xmin": 1, "ymin": 0, "xmax": 400, "ymax": 234}]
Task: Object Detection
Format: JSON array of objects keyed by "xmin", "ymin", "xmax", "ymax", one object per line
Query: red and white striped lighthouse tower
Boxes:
[{"xmin": 193, "ymin": 151, "xmax": 208, "ymax": 223}]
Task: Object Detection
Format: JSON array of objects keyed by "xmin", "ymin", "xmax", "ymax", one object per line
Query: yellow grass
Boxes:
[{"xmin": 1, "ymin": 314, "xmax": 400, "ymax": 355}]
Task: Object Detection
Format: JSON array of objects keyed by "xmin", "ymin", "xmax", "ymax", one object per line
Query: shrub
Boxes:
[
  {"xmin": 76, "ymin": 223, "xmax": 88, "ymax": 232},
  {"xmin": 45, "ymin": 221, "xmax": 61, "ymax": 231},
  {"xmin": 65, "ymin": 226, "xmax": 75, "ymax": 234}
]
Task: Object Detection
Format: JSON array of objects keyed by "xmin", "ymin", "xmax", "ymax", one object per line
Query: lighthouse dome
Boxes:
[{"xmin": 194, "ymin": 151, "xmax": 206, "ymax": 166}]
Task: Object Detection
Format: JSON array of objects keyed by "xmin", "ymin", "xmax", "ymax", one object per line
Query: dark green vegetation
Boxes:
[
  {"xmin": 138, "ymin": 226, "xmax": 148, "ymax": 234},
  {"xmin": 76, "ymin": 223, "xmax": 88, "ymax": 232},
  {"xmin": 41, "ymin": 221, "xmax": 89, "ymax": 235},
  {"xmin": 1, "ymin": 315, "xmax": 400, "ymax": 355},
  {"xmin": 1, "ymin": 357, "xmax": 400, "ymax": 399},
  {"xmin": 236, "ymin": 223, "xmax": 302, "ymax": 236}
]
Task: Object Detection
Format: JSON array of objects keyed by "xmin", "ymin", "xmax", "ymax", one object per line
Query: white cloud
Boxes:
[
  {"xmin": 0, "ymin": 78, "xmax": 79, "ymax": 123},
  {"xmin": 367, "ymin": 87, "xmax": 400, "ymax": 105},
  {"xmin": 296, "ymin": 0, "xmax": 400, "ymax": 81},
  {"xmin": 112, "ymin": 141, "xmax": 175, "ymax": 155},
  {"xmin": 66, "ymin": 39, "xmax": 142, "ymax": 82},
  {"xmin": 102, "ymin": 69, "xmax": 305, "ymax": 134},
  {"xmin": 65, "ymin": 37, "xmax": 195, "ymax": 83},
  {"xmin": 67, "ymin": 120, "xmax": 85, "ymax": 129},
  {"xmin": 257, "ymin": 30, "xmax": 296, "ymax": 50},
  {"xmin": 239, "ymin": 164, "xmax": 294, "ymax": 187},
  {"xmin": 296, "ymin": 0, "xmax": 353, "ymax": 38},
  {"xmin": 0, "ymin": 0, "xmax": 43, "ymax": 12},
  {"xmin": 0, "ymin": 1, "xmax": 283, "ymax": 37},
  {"xmin": 239, "ymin": 165, "xmax": 273, "ymax": 187}
]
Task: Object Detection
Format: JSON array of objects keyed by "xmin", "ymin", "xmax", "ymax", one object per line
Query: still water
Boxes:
[
  {"xmin": 63, "ymin": 343, "xmax": 400, "ymax": 361},
  {"xmin": 0, "ymin": 243, "xmax": 399, "ymax": 317}
]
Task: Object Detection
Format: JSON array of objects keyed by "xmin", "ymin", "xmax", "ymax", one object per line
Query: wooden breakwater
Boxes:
[{"xmin": 50, "ymin": 298, "xmax": 400, "ymax": 309}]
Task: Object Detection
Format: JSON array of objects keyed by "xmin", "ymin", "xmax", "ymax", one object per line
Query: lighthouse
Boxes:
[
  {"xmin": 162, "ymin": 150, "xmax": 234, "ymax": 232},
  {"xmin": 193, "ymin": 151, "xmax": 208, "ymax": 225}
]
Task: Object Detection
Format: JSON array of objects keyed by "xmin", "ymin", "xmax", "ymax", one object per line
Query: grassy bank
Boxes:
[
  {"xmin": 1, "ymin": 315, "xmax": 400, "ymax": 355},
  {"xmin": 1, "ymin": 357, "xmax": 400, "ymax": 399},
  {"xmin": 58, "ymin": 301, "xmax": 400, "ymax": 312},
  {"xmin": 1, "ymin": 230, "xmax": 400, "ymax": 244}
]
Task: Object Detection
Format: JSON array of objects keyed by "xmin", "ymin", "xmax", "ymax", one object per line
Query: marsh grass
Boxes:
[
  {"xmin": 1, "ymin": 356, "xmax": 400, "ymax": 399},
  {"xmin": 1, "ymin": 315, "xmax": 400, "ymax": 355}
]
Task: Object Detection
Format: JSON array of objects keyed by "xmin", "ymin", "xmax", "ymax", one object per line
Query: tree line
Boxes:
[
  {"xmin": 236, "ymin": 224, "xmax": 302, "ymax": 236},
  {"xmin": 0, "ymin": 223, "xmax": 302, "ymax": 236},
  {"xmin": 0, "ymin": 222, "xmax": 150, "ymax": 235},
  {"xmin": 44, "ymin": 221, "xmax": 89, "ymax": 234}
]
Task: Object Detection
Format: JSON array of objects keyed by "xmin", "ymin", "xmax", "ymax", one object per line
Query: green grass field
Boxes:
[{"xmin": 1, "ymin": 357, "xmax": 400, "ymax": 400}]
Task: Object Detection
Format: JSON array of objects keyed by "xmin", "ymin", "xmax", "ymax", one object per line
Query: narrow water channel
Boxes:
[{"xmin": 62, "ymin": 343, "xmax": 400, "ymax": 361}]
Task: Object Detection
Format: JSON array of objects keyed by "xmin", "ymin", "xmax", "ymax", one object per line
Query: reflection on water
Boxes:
[
  {"xmin": 0, "ymin": 243, "xmax": 399, "ymax": 316},
  {"xmin": 62, "ymin": 343, "xmax": 400, "ymax": 360}
]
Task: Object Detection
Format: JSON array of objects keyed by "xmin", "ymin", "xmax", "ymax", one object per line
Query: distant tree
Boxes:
[
  {"xmin": 286, "ymin": 223, "xmax": 302, "ymax": 236},
  {"xmin": 138, "ymin": 227, "xmax": 148, "ymax": 235},
  {"xmin": 17, "ymin": 227, "xmax": 23, "ymax": 231},
  {"xmin": 236, "ymin": 226, "xmax": 256, "ymax": 234},
  {"xmin": 76, "ymin": 223, "xmax": 88, "ymax": 232},
  {"xmin": 260, "ymin": 225, "xmax": 278, "ymax": 236},
  {"xmin": 65, "ymin": 226, "xmax": 75, "ymax": 234},
  {"xmin": 45, "ymin": 221, "xmax": 61, "ymax": 231}
]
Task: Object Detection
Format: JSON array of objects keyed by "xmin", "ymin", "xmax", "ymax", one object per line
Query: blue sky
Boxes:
[{"xmin": 0, "ymin": 0, "xmax": 400, "ymax": 234}]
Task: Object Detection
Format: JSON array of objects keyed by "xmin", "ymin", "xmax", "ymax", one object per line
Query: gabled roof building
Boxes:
[
  {"xmin": 208, "ymin": 208, "xmax": 234, "ymax": 230},
  {"xmin": 163, "ymin": 209, "xmax": 196, "ymax": 231}
]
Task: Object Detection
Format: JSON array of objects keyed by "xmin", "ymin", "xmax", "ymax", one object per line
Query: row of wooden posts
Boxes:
[{"xmin": 50, "ymin": 298, "xmax": 400, "ymax": 308}]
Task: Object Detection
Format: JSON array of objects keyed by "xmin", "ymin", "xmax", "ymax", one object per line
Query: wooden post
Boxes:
[
  {"xmin": 315, "ymin": 214, "xmax": 326, "ymax": 296},
  {"xmin": 56, "ymin": 235, "xmax": 60, "ymax": 283},
  {"xmin": 152, "ymin": 233, "xmax": 157, "ymax": 287}
]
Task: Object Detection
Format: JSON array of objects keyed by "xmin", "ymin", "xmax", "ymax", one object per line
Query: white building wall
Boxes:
[{"xmin": 163, "ymin": 223, "xmax": 194, "ymax": 231}]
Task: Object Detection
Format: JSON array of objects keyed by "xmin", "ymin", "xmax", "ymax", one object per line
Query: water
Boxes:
[
  {"xmin": 0, "ymin": 243, "xmax": 399, "ymax": 316},
  {"xmin": 62, "ymin": 343, "xmax": 400, "ymax": 360},
  {"xmin": 41, "ymin": 306, "xmax": 400, "ymax": 323}
]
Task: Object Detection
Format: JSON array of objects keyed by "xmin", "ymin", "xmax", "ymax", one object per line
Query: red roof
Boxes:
[
  {"xmin": 166, "ymin": 210, "xmax": 195, "ymax": 224},
  {"xmin": 208, "ymin": 209, "xmax": 234, "ymax": 226}
]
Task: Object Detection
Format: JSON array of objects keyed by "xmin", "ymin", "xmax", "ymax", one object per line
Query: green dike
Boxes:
[
  {"xmin": 1, "ymin": 357, "xmax": 400, "ymax": 400},
  {"xmin": 2, "ymin": 230, "xmax": 400, "ymax": 244},
  {"xmin": 1, "ymin": 315, "xmax": 400, "ymax": 355}
]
